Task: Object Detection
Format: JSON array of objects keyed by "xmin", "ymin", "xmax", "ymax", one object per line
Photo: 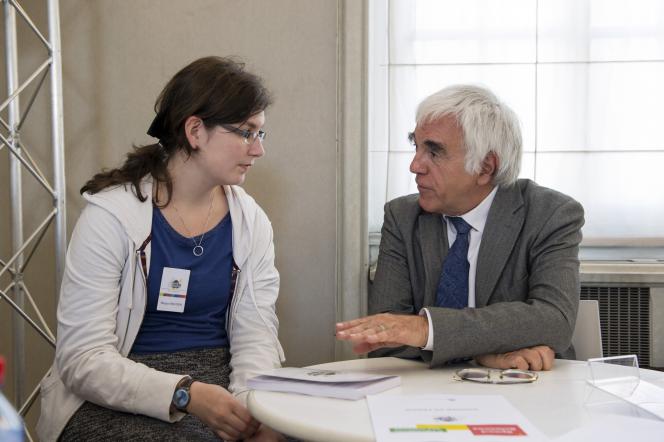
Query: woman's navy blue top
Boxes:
[{"xmin": 131, "ymin": 207, "xmax": 233, "ymax": 353}]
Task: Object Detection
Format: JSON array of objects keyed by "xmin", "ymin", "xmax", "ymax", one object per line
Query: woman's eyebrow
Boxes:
[{"xmin": 242, "ymin": 121, "xmax": 261, "ymax": 130}]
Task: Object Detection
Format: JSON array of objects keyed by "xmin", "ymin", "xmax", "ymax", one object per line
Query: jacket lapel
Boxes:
[
  {"xmin": 418, "ymin": 211, "xmax": 448, "ymax": 308},
  {"xmin": 475, "ymin": 184, "xmax": 525, "ymax": 307}
]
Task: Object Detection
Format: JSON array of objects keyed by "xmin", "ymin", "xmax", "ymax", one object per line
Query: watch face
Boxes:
[{"xmin": 173, "ymin": 388, "xmax": 190, "ymax": 409}]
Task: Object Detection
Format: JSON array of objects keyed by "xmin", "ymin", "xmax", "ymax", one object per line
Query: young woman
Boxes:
[{"xmin": 37, "ymin": 57, "xmax": 285, "ymax": 441}]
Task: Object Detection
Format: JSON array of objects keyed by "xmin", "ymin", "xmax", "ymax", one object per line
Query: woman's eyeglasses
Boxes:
[
  {"xmin": 453, "ymin": 368, "xmax": 538, "ymax": 384},
  {"xmin": 220, "ymin": 124, "xmax": 266, "ymax": 145}
]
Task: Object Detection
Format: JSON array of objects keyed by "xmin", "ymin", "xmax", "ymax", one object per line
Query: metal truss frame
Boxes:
[{"xmin": 1, "ymin": 0, "xmax": 65, "ymax": 439}]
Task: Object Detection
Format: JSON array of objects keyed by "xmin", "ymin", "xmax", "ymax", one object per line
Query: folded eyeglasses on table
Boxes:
[{"xmin": 453, "ymin": 368, "xmax": 538, "ymax": 384}]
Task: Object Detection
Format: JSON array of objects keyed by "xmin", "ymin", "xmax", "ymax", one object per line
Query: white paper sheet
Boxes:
[
  {"xmin": 256, "ymin": 367, "xmax": 396, "ymax": 383},
  {"xmin": 367, "ymin": 394, "xmax": 545, "ymax": 441},
  {"xmin": 247, "ymin": 367, "xmax": 401, "ymax": 400}
]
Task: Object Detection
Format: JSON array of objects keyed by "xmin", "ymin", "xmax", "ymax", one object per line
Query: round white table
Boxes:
[{"xmin": 247, "ymin": 357, "xmax": 664, "ymax": 442}]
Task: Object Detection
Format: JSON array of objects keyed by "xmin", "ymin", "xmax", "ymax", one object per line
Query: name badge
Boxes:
[{"xmin": 156, "ymin": 267, "xmax": 191, "ymax": 313}]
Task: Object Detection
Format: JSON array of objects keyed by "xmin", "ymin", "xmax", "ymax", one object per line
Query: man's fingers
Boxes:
[
  {"xmin": 519, "ymin": 345, "xmax": 557, "ymax": 371},
  {"xmin": 507, "ymin": 354, "xmax": 529, "ymax": 370},
  {"xmin": 508, "ymin": 346, "xmax": 556, "ymax": 371},
  {"xmin": 336, "ymin": 317, "xmax": 366, "ymax": 328},
  {"xmin": 338, "ymin": 327, "xmax": 380, "ymax": 342},
  {"xmin": 533, "ymin": 345, "xmax": 555, "ymax": 370},
  {"xmin": 521, "ymin": 348, "xmax": 544, "ymax": 371},
  {"xmin": 338, "ymin": 321, "xmax": 393, "ymax": 341},
  {"xmin": 474, "ymin": 353, "xmax": 499, "ymax": 369},
  {"xmin": 476, "ymin": 345, "xmax": 555, "ymax": 372},
  {"xmin": 335, "ymin": 322, "xmax": 365, "ymax": 335},
  {"xmin": 493, "ymin": 353, "xmax": 513, "ymax": 370},
  {"xmin": 336, "ymin": 315, "xmax": 380, "ymax": 332},
  {"xmin": 353, "ymin": 341, "xmax": 391, "ymax": 353},
  {"xmin": 336, "ymin": 323, "xmax": 377, "ymax": 338},
  {"xmin": 352, "ymin": 340, "xmax": 402, "ymax": 354},
  {"xmin": 352, "ymin": 342, "xmax": 377, "ymax": 354}
]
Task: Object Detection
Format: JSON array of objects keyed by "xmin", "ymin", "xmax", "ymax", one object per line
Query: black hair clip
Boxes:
[{"xmin": 147, "ymin": 112, "xmax": 165, "ymax": 140}]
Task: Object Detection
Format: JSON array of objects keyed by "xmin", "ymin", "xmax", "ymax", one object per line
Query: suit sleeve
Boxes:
[
  {"xmin": 426, "ymin": 198, "xmax": 584, "ymax": 366},
  {"xmin": 369, "ymin": 201, "xmax": 423, "ymax": 359}
]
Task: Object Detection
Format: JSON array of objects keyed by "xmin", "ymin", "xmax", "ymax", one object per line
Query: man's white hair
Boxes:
[{"xmin": 416, "ymin": 84, "xmax": 522, "ymax": 186}]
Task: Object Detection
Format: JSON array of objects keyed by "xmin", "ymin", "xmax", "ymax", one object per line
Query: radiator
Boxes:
[
  {"xmin": 580, "ymin": 261, "xmax": 664, "ymax": 371},
  {"xmin": 580, "ymin": 286, "xmax": 655, "ymax": 368}
]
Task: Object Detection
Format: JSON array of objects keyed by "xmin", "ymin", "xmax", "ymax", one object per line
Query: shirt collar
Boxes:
[{"xmin": 444, "ymin": 186, "xmax": 498, "ymax": 234}]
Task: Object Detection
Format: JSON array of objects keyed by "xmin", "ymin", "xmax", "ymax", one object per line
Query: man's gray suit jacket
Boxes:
[{"xmin": 369, "ymin": 179, "xmax": 585, "ymax": 366}]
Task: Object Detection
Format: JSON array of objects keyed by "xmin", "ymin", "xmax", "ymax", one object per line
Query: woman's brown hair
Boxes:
[{"xmin": 80, "ymin": 56, "xmax": 272, "ymax": 205}]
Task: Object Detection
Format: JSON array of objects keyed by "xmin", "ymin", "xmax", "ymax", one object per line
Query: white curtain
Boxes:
[{"xmin": 369, "ymin": 0, "xmax": 664, "ymax": 247}]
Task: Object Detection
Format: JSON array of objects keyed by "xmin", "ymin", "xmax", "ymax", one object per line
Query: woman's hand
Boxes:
[
  {"xmin": 475, "ymin": 345, "xmax": 555, "ymax": 371},
  {"xmin": 186, "ymin": 382, "xmax": 260, "ymax": 441},
  {"xmin": 244, "ymin": 424, "xmax": 287, "ymax": 442}
]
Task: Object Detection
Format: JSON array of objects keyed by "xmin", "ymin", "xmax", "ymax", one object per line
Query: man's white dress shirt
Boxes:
[{"xmin": 421, "ymin": 186, "xmax": 498, "ymax": 350}]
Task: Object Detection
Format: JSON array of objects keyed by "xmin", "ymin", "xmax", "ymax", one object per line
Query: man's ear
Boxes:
[
  {"xmin": 184, "ymin": 116, "xmax": 204, "ymax": 150},
  {"xmin": 477, "ymin": 151, "xmax": 498, "ymax": 186}
]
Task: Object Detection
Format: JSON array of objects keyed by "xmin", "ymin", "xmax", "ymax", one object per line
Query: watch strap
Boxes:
[{"xmin": 171, "ymin": 375, "xmax": 194, "ymax": 413}]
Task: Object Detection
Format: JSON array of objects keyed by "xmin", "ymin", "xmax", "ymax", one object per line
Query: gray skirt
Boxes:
[{"xmin": 59, "ymin": 347, "xmax": 231, "ymax": 442}]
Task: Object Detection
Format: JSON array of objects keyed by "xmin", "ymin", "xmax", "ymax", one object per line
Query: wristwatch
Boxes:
[{"xmin": 171, "ymin": 375, "xmax": 194, "ymax": 413}]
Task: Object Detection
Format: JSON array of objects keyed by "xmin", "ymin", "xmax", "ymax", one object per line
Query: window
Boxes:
[{"xmin": 369, "ymin": 0, "xmax": 664, "ymax": 261}]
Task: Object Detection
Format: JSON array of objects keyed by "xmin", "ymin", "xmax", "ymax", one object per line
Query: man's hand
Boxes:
[
  {"xmin": 335, "ymin": 313, "xmax": 429, "ymax": 354},
  {"xmin": 187, "ymin": 382, "xmax": 260, "ymax": 441},
  {"xmin": 475, "ymin": 345, "xmax": 555, "ymax": 371}
]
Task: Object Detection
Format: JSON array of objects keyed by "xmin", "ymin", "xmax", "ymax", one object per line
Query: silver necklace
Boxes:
[{"xmin": 172, "ymin": 189, "xmax": 215, "ymax": 257}]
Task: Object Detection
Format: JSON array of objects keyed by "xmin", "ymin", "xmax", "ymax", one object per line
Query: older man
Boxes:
[{"xmin": 336, "ymin": 85, "xmax": 584, "ymax": 371}]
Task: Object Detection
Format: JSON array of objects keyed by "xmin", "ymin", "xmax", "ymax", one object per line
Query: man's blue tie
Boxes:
[{"xmin": 435, "ymin": 217, "xmax": 472, "ymax": 308}]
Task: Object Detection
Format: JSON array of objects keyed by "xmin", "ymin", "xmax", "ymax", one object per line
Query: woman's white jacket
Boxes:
[{"xmin": 37, "ymin": 178, "xmax": 284, "ymax": 442}]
